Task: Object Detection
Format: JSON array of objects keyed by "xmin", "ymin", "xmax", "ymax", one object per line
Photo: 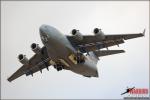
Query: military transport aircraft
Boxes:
[{"xmin": 7, "ymin": 25, "xmax": 145, "ymax": 82}]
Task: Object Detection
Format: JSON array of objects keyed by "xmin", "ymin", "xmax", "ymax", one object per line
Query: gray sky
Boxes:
[{"xmin": 1, "ymin": 1, "xmax": 149, "ymax": 99}]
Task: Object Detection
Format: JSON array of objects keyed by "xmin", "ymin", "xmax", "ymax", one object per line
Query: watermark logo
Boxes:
[{"xmin": 121, "ymin": 87, "xmax": 149, "ymax": 99}]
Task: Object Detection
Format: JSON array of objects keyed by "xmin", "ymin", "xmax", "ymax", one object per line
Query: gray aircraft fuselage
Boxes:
[
  {"xmin": 39, "ymin": 25, "xmax": 98, "ymax": 77},
  {"xmin": 7, "ymin": 24, "xmax": 144, "ymax": 82}
]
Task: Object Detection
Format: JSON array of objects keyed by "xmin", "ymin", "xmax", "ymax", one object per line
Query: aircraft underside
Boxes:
[{"xmin": 7, "ymin": 24, "xmax": 144, "ymax": 82}]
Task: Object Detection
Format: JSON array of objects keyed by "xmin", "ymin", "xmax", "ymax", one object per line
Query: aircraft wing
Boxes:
[
  {"xmin": 67, "ymin": 30, "xmax": 144, "ymax": 53},
  {"xmin": 7, "ymin": 46, "xmax": 50, "ymax": 82},
  {"xmin": 93, "ymin": 50, "xmax": 125, "ymax": 57}
]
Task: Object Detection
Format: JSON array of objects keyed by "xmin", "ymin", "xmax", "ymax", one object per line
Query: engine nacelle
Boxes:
[
  {"xmin": 71, "ymin": 29, "xmax": 83, "ymax": 41},
  {"xmin": 31, "ymin": 43, "xmax": 41, "ymax": 54},
  {"xmin": 93, "ymin": 28, "xmax": 105, "ymax": 40},
  {"xmin": 18, "ymin": 54, "xmax": 29, "ymax": 65}
]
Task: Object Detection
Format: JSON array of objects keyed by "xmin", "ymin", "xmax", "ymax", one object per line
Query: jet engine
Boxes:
[
  {"xmin": 71, "ymin": 29, "xmax": 83, "ymax": 41},
  {"xmin": 18, "ymin": 54, "xmax": 29, "ymax": 65},
  {"xmin": 93, "ymin": 28, "xmax": 105, "ymax": 40},
  {"xmin": 31, "ymin": 43, "xmax": 41, "ymax": 54}
]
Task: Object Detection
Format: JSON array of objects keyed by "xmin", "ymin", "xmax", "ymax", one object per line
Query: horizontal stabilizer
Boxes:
[{"xmin": 94, "ymin": 50, "xmax": 125, "ymax": 57}]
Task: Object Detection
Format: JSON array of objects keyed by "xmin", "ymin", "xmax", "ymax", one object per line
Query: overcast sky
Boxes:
[{"xmin": 1, "ymin": 1, "xmax": 149, "ymax": 99}]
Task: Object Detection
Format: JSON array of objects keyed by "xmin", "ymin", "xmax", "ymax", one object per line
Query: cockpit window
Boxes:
[{"xmin": 41, "ymin": 34, "xmax": 48, "ymax": 42}]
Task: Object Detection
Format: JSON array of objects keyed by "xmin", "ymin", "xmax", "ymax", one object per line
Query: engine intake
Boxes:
[
  {"xmin": 31, "ymin": 43, "xmax": 41, "ymax": 54},
  {"xmin": 71, "ymin": 29, "xmax": 83, "ymax": 41},
  {"xmin": 93, "ymin": 28, "xmax": 105, "ymax": 40},
  {"xmin": 18, "ymin": 54, "xmax": 29, "ymax": 65}
]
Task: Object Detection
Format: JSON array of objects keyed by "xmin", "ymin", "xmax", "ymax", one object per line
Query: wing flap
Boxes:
[
  {"xmin": 25, "ymin": 57, "xmax": 50, "ymax": 76},
  {"xmin": 78, "ymin": 39, "xmax": 124, "ymax": 53},
  {"xmin": 94, "ymin": 50, "xmax": 125, "ymax": 57}
]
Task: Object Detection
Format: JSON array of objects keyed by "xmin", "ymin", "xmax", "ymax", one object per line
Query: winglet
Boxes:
[{"xmin": 142, "ymin": 29, "xmax": 146, "ymax": 36}]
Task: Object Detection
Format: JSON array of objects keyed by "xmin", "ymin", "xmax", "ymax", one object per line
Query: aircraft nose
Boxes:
[
  {"xmin": 39, "ymin": 24, "xmax": 47, "ymax": 34},
  {"xmin": 39, "ymin": 24, "xmax": 49, "ymax": 43}
]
